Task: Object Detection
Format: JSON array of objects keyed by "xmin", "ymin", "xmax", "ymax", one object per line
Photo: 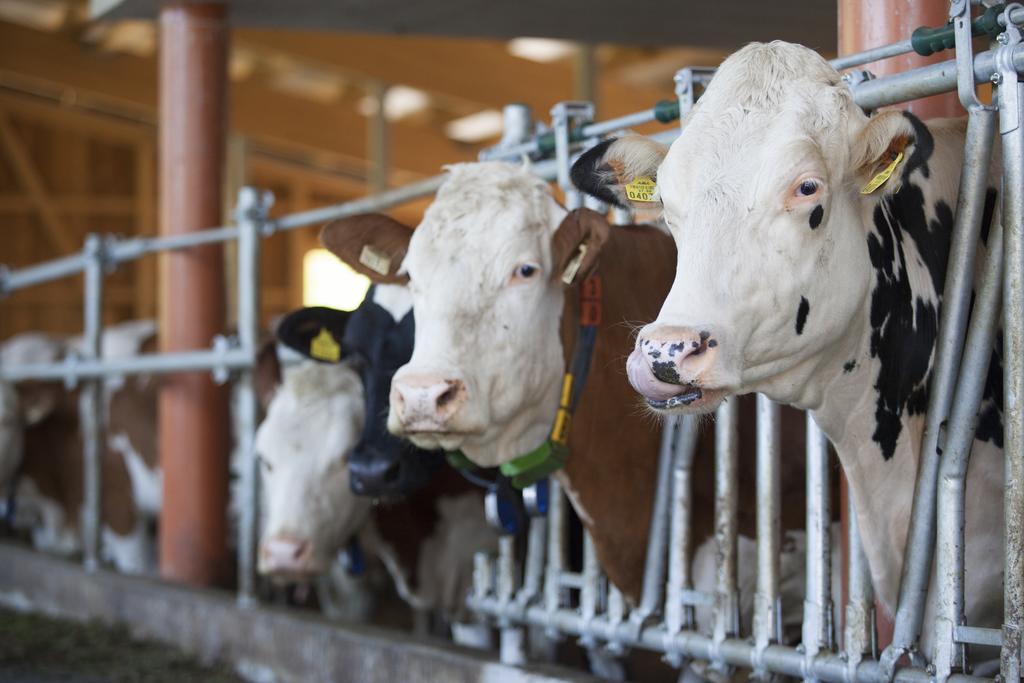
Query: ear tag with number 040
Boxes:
[
  {"xmin": 861, "ymin": 152, "xmax": 904, "ymax": 195},
  {"xmin": 625, "ymin": 176, "xmax": 657, "ymax": 203},
  {"xmin": 310, "ymin": 328, "xmax": 341, "ymax": 362}
]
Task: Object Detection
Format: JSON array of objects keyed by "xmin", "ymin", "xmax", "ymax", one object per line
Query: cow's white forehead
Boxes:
[
  {"xmin": 255, "ymin": 361, "xmax": 364, "ymax": 469},
  {"xmin": 661, "ymin": 42, "xmax": 856, "ymax": 213},
  {"xmin": 372, "ymin": 283, "xmax": 412, "ymax": 322}
]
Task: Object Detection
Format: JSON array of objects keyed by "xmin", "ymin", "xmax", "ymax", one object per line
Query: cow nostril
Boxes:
[
  {"xmin": 383, "ymin": 462, "xmax": 401, "ymax": 484},
  {"xmin": 292, "ymin": 540, "xmax": 309, "ymax": 560},
  {"xmin": 437, "ymin": 383, "xmax": 459, "ymax": 409}
]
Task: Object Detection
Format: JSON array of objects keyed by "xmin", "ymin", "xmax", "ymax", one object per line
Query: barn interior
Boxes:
[{"xmin": 0, "ymin": 1, "xmax": 1018, "ymax": 682}]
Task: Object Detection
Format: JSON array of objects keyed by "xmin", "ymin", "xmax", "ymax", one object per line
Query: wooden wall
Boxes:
[{"xmin": 0, "ymin": 92, "xmax": 421, "ymax": 341}]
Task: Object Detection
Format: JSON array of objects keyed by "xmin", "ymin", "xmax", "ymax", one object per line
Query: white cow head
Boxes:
[
  {"xmin": 572, "ymin": 41, "xmax": 922, "ymax": 414},
  {"xmin": 316, "ymin": 162, "xmax": 608, "ymax": 467},
  {"xmin": 255, "ymin": 349, "xmax": 371, "ymax": 581}
]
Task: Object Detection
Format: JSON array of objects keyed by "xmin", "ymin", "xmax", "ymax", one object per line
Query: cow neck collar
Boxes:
[{"xmin": 447, "ymin": 272, "xmax": 603, "ymax": 489}]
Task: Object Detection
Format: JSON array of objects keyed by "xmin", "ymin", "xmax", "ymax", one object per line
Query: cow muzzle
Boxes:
[
  {"xmin": 258, "ymin": 533, "xmax": 321, "ymax": 580},
  {"xmin": 390, "ymin": 374, "xmax": 468, "ymax": 433},
  {"xmin": 628, "ymin": 325, "xmax": 721, "ymax": 411}
]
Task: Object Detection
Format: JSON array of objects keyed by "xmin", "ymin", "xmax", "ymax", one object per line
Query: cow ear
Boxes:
[
  {"xmin": 851, "ymin": 110, "xmax": 916, "ymax": 200},
  {"xmin": 276, "ymin": 307, "xmax": 353, "ymax": 364},
  {"xmin": 571, "ymin": 135, "xmax": 668, "ymax": 215},
  {"xmin": 551, "ymin": 208, "xmax": 611, "ymax": 286},
  {"xmin": 254, "ymin": 340, "xmax": 281, "ymax": 412},
  {"xmin": 320, "ymin": 214, "xmax": 412, "ymax": 284}
]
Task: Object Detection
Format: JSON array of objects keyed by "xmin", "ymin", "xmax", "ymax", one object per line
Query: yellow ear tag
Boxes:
[
  {"xmin": 310, "ymin": 328, "xmax": 341, "ymax": 362},
  {"xmin": 359, "ymin": 245, "xmax": 391, "ymax": 276},
  {"xmin": 860, "ymin": 151, "xmax": 904, "ymax": 195},
  {"xmin": 625, "ymin": 176, "xmax": 657, "ymax": 203},
  {"xmin": 561, "ymin": 244, "xmax": 588, "ymax": 285}
]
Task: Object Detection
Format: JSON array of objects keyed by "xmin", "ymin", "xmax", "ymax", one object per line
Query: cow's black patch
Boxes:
[
  {"xmin": 795, "ymin": 297, "xmax": 810, "ymax": 335},
  {"xmin": 809, "ymin": 205, "xmax": 824, "ymax": 230},
  {"xmin": 668, "ymin": 342, "xmax": 686, "ymax": 357},
  {"xmin": 651, "ymin": 360, "xmax": 681, "ymax": 384},
  {"xmin": 862, "ymin": 115, "xmax": 1005, "ymax": 461},
  {"xmin": 708, "ymin": 339, "xmax": 718, "ymax": 348},
  {"xmin": 843, "ymin": 360, "xmax": 857, "ymax": 373},
  {"xmin": 570, "ymin": 138, "xmax": 626, "ymax": 208}
]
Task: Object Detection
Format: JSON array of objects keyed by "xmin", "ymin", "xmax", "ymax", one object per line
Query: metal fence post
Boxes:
[
  {"xmin": 550, "ymin": 101, "xmax": 593, "ymax": 210},
  {"xmin": 712, "ymin": 400, "xmax": 740, "ymax": 667},
  {"xmin": 79, "ymin": 233, "xmax": 106, "ymax": 572},
  {"xmin": 234, "ymin": 186, "xmax": 269, "ymax": 606},
  {"xmin": 803, "ymin": 416, "xmax": 833, "ymax": 679},
  {"xmin": 844, "ymin": 491, "xmax": 875, "ymax": 683},
  {"xmin": 753, "ymin": 395, "xmax": 781, "ymax": 677},
  {"xmin": 997, "ymin": 11, "xmax": 1024, "ymax": 681}
]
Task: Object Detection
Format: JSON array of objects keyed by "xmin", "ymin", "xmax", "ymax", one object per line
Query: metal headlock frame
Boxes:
[{"xmin": 0, "ymin": 4, "xmax": 1020, "ymax": 680}]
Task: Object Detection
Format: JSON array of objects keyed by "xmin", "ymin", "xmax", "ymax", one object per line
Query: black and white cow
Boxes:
[{"xmin": 572, "ymin": 41, "xmax": 1004, "ymax": 652}]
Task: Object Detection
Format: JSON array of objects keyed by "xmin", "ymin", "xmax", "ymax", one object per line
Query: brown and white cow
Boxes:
[
  {"xmin": 571, "ymin": 41, "xmax": 1004, "ymax": 650},
  {"xmin": 254, "ymin": 325, "xmax": 498, "ymax": 630},
  {"xmin": 315, "ymin": 162, "xmax": 809, "ymax": 602},
  {"xmin": 0, "ymin": 323, "xmax": 161, "ymax": 573}
]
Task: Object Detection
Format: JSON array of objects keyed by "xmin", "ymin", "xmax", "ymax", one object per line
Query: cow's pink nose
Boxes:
[
  {"xmin": 258, "ymin": 535, "xmax": 315, "ymax": 577},
  {"xmin": 628, "ymin": 326, "xmax": 719, "ymax": 402},
  {"xmin": 390, "ymin": 374, "xmax": 467, "ymax": 432}
]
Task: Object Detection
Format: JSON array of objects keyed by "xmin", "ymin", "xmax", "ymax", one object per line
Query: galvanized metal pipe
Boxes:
[
  {"xmin": 829, "ymin": 40, "xmax": 915, "ymax": 72},
  {"xmin": 632, "ymin": 415, "xmax": 680, "ymax": 624},
  {"xmin": 886, "ymin": 105, "xmax": 997, "ymax": 665},
  {"xmin": 934, "ymin": 216, "xmax": 1004, "ymax": 681},
  {"xmin": 515, "ymin": 516, "xmax": 546, "ymax": 608},
  {"xmin": 712, "ymin": 401, "xmax": 740, "ymax": 648},
  {"xmin": 234, "ymin": 187, "xmax": 266, "ymax": 606},
  {"xmin": 544, "ymin": 478, "xmax": 568, "ymax": 623},
  {"xmin": 79, "ymin": 234, "xmax": 105, "ymax": 572},
  {"xmin": 467, "ymin": 597, "xmax": 992, "ymax": 683},
  {"xmin": 803, "ymin": 416, "xmax": 833, "ymax": 674},
  {"xmin": 999, "ymin": 32, "xmax": 1024, "ymax": 682},
  {"xmin": 844, "ymin": 489, "xmax": 876, "ymax": 682},
  {"xmin": 0, "ymin": 253, "xmax": 87, "ymax": 296},
  {"xmin": 665, "ymin": 416, "xmax": 699, "ymax": 634},
  {"xmin": 0, "ymin": 348, "xmax": 251, "ymax": 384},
  {"xmin": 580, "ymin": 531, "xmax": 601, "ymax": 644},
  {"xmin": 752, "ymin": 395, "xmax": 781, "ymax": 674}
]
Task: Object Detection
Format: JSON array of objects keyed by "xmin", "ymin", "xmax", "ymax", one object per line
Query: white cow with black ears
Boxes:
[{"xmin": 572, "ymin": 41, "xmax": 1004, "ymax": 654}]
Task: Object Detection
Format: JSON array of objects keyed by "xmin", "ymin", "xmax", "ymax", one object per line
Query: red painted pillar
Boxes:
[
  {"xmin": 839, "ymin": 0, "xmax": 963, "ymax": 118},
  {"xmin": 837, "ymin": 0, "xmax": 961, "ymax": 646},
  {"xmin": 158, "ymin": 2, "xmax": 231, "ymax": 586}
]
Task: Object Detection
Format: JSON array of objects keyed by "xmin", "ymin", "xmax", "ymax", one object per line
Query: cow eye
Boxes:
[
  {"xmin": 796, "ymin": 179, "xmax": 820, "ymax": 197},
  {"xmin": 511, "ymin": 263, "xmax": 540, "ymax": 282}
]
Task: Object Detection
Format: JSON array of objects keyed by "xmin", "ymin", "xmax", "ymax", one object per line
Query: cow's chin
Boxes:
[
  {"xmin": 402, "ymin": 430, "xmax": 474, "ymax": 452},
  {"xmin": 643, "ymin": 386, "xmax": 727, "ymax": 416}
]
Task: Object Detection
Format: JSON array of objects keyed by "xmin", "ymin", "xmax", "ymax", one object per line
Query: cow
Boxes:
[
  {"xmin": 0, "ymin": 322, "xmax": 161, "ymax": 573},
  {"xmin": 570, "ymin": 40, "xmax": 1004, "ymax": 651},
  {"xmin": 255, "ymin": 285, "xmax": 497, "ymax": 632},
  {"xmin": 312, "ymin": 162, "xmax": 810, "ymax": 606}
]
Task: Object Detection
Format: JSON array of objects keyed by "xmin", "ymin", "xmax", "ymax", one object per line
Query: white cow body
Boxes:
[{"xmin": 573, "ymin": 41, "xmax": 1004, "ymax": 651}]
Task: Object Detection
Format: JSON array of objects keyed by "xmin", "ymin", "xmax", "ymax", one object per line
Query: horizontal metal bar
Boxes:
[
  {"xmin": 107, "ymin": 226, "xmax": 238, "ymax": 264},
  {"xmin": 0, "ymin": 348, "xmax": 251, "ymax": 383},
  {"xmin": 558, "ymin": 572, "xmax": 584, "ymax": 590},
  {"xmin": 467, "ymin": 597, "xmax": 992, "ymax": 683},
  {"xmin": 0, "ymin": 252, "xmax": 87, "ymax": 295},
  {"xmin": 955, "ymin": 625, "xmax": 1003, "ymax": 648},
  {"xmin": 851, "ymin": 45, "xmax": 1024, "ymax": 111},
  {"xmin": 830, "ymin": 40, "xmax": 915, "ymax": 71}
]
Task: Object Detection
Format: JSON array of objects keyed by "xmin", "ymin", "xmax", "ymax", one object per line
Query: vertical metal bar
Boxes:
[
  {"xmin": 998, "ymin": 21, "xmax": 1024, "ymax": 680},
  {"xmin": 79, "ymin": 233, "xmax": 105, "ymax": 572},
  {"xmin": 580, "ymin": 531, "xmax": 600, "ymax": 627},
  {"xmin": 712, "ymin": 401, "xmax": 740, "ymax": 649},
  {"xmin": 367, "ymin": 80, "xmax": 390, "ymax": 195},
  {"xmin": 545, "ymin": 477, "xmax": 568, "ymax": 630},
  {"xmin": 497, "ymin": 535, "xmax": 525, "ymax": 665},
  {"xmin": 234, "ymin": 187, "xmax": 266, "ymax": 606},
  {"xmin": 664, "ymin": 414, "xmax": 699, "ymax": 666},
  {"xmin": 633, "ymin": 415, "xmax": 680, "ymax": 623},
  {"xmin": 752, "ymin": 395, "xmax": 781, "ymax": 675},
  {"xmin": 844, "ymin": 490, "xmax": 876, "ymax": 680},
  {"xmin": 803, "ymin": 415, "xmax": 833, "ymax": 677},
  {"xmin": 516, "ymin": 516, "xmax": 547, "ymax": 608},
  {"xmin": 934, "ymin": 217, "xmax": 1004, "ymax": 682},
  {"xmin": 550, "ymin": 101, "xmax": 592, "ymax": 210},
  {"xmin": 886, "ymin": 105, "xmax": 998, "ymax": 669}
]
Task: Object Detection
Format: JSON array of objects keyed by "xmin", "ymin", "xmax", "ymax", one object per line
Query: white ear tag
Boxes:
[
  {"xmin": 561, "ymin": 244, "xmax": 588, "ymax": 285},
  {"xmin": 359, "ymin": 245, "xmax": 391, "ymax": 276}
]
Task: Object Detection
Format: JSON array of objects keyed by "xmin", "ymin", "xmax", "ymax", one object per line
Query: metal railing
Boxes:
[
  {"xmin": 0, "ymin": 5, "xmax": 1021, "ymax": 682},
  {"xmin": 464, "ymin": 6, "xmax": 1024, "ymax": 683}
]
